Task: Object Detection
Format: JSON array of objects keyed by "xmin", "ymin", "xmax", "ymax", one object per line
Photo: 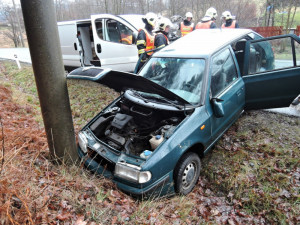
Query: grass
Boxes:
[
  {"xmin": 0, "ymin": 61, "xmax": 119, "ymax": 128},
  {"xmin": 202, "ymin": 111, "xmax": 300, "ymax": 222},
  {"xmin": 0, "ymin": 61, "xmax": 299, "ymax": 223},
  {"xmin": 273, "ymin": 7, "xmax": 300, "ymax": 28}
]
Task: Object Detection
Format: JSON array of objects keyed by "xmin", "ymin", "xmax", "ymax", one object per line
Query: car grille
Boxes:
[{"xmin": 87, "ymin": 147, "xmax": 115, "ymax": 173}]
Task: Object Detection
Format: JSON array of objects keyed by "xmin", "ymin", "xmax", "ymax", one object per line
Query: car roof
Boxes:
[{"xmin": 154, "ymin": 29, "xmax": 253, "ymax": 58}]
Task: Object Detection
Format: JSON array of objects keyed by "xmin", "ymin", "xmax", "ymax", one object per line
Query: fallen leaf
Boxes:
[{"xmin": 56, "ymin": 212, "xmax": 72, "ymax": 221}]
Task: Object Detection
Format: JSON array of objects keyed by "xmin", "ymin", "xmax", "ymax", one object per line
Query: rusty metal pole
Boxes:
[{"xmin": 20, "ymin": 0, "xmax": 77, "ymax": 164}]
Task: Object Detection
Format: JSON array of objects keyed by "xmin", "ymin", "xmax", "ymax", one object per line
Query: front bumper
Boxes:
[{"xmin": 78, "ymin": 147, "xmax": 175, "ymax": 198}]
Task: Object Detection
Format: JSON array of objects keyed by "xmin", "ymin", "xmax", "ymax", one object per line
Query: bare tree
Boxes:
[
  {"xmin": 1, "ymin": 5, "xmax": 20, "ymax": 47},
  {"xmin": 50, "ymin": 0, "xmax": 272, "ymax": 28},
  {"xmin": 12, "ymin": 0, "xmax": 24, "ymax": 47}
]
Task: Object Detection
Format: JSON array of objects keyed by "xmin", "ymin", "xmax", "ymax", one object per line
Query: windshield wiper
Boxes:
[
  {"xmin": 131, "ymin": 90, "xmax": 149, "ymax": 103},
  {"xmin": 143, "ymin": 94, "xmax": 186, "ymax": 110},
  {"xmin": 131, "ymin": 90, "xmax": 191, "ymax": 110}
]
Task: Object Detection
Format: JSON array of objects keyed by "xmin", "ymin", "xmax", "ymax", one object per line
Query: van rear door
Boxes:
[
  {"xmin": 91, "ymin": 14, "xmax": 139, "ymax": 72},
  {"xmin": 58, "ymin": 21, "xmax": 81, "ymax": 67}
]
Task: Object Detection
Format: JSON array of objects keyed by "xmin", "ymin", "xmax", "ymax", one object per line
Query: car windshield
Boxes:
[{"xmin": 139, "ymin": 57, "xmax": 205, "ymax": 105}]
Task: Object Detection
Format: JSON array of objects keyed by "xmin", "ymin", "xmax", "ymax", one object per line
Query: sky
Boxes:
[{"xmin": 1, "ymin": 0, "xmax": 20, "ymax": 6}]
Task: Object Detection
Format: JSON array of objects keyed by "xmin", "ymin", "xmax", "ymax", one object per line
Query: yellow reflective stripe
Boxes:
[
  {"xmin": 138, "ymin": 49, "xmax": 145, "ymax": 54},
  {"xmin": 157, "ymin": 44, "xmax": 165, "ymax": 48},
  {"xmin": 136, "ymin": 40, "xmax": 146, "ymax": 45},
  {"xmin": 140, "ymin": 59, "xmax": 147, "ymax": 62}
]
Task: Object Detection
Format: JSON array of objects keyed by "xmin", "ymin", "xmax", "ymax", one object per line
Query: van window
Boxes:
[
  {"xmin": 105, "ymin": 19, "xmax": 121, "ymax": 43},
  {"xmin": 211, "ymin": 49, "xmax": 238, "ymax": 97},
  {"xmin": 119, "ymin": 23, "xmax": 133, "ymax": 45},
  {"xmin": 104, "ymin": 19, "xmax": 133, "ymax": 45},
  {"xmin": 95, "ymin": 19, "xmax": 103, "ymax": 39}
]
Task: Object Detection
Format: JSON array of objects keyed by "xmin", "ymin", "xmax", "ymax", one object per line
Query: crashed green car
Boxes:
[{"xmin": 68, "ymin": 29, "xmax": 300, "ymax": 197}]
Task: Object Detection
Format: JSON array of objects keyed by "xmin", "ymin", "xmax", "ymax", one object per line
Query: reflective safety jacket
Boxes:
[
  {"xmin": 121, "ymin": 33, "xmax": 132, "ymax": 45},
  {"xmin": 154, "ymin": 33, "xmax": 169, "ymax": 49},
  {"xmin": 195, "ymin": 21, "xmax": 214, "ymax": 29},
  {"xmin": 180, "ymin": 22, "xmax": 194, "ymax": 36},
  {"xmin": 137, "ymin": 28, "xmax": 155, "ymax": 57},
  {"xmin": 221, "ymin": 20, "xmax": 237, "ymax": 28}
]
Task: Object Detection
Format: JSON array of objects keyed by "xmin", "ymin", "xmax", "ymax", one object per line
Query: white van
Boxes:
[{"xmin": 58, "ymin": 14, "xmax": 144, "ymax": 72}]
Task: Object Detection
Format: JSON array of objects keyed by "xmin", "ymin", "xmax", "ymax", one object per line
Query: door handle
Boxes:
[
  {"xmin": 97, "ymin": 44, "xmax": 101, "ymax": 53},
  {"xmin": 236, "ymin": 88, "xmax": 243, "ymax": 96}
]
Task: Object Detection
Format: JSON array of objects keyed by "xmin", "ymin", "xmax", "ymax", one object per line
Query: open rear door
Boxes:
[{"xmin": 243, "ymin": 34, "xmax": 300, "ymax": 110}]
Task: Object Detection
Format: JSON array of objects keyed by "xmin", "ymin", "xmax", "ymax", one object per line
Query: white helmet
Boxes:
[
  {"xmin": 145, "ymin": 12, "xmax": 158, "ymax": 27},
  {"xmin": 205, "ymin": 7, "xmax": 218, "ymax": 20},
  {"xmin": 222, "ymin": 11, "xmax": 232, "ymax": 20},
  {"xmin": 158, "ymin": 18, "xmax": 170, "ymax": 31},
  {"xmin": 185, "ymin": 12, "xmax": 193, "ymax": 19}
]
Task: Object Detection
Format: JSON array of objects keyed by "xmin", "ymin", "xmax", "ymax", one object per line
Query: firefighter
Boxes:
[
  {"xmin": 195, "ymin": 7, "xmax": 217, "ymax": 29},
  {"xmin": 136, "ymin": 12, "xmax": 157, "ymax": 71},
  {"xmin": 120, "ymin": 28, "xmax": 132, "ymax": 45},
  {"xmin": 221, "ymin": 11, "xmax": 239, "ymax": 28},
  {"xmin": 154, "ymin": 18, "xmax": 170, "ymax": 49},
  {"xmin": 179, "ymin": 12, "xmax": 195, "ymax": 37}
]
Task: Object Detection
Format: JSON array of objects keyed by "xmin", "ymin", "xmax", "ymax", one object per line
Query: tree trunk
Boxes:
[
  {"xmin": 285, "ymin": 0, "xmax": 293, "ymax": 34},
  {"xmin": 104, "ymin": 0, "xmax": 109, "ymax": 13},
  {"xmin": 264, "ymin": 0, "xmax": 268, "ymax": 26},
  {"xmin": 12, "ymin": 0, "xmax": 25, "ymax": 47},
  {"xmin": 271, "ymin": 0, "xmax": 275, "ymax": 27},
  {"xmin": 289, "ymin": 4, "xmax": 297, "ymax": 29}
]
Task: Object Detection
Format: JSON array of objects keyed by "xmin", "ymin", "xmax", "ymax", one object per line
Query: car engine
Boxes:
[{"xmin": 88, "ymin": 97, "xmax": 186, "ymax": 157}]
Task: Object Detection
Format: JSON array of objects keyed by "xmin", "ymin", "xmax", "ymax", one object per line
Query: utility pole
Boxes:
[
  {"xmin": 20, "ymin": 0, "xmax": 78, "ymax": 164},
  {"xmin": 12, "ymin": 0, "xmax": 25, "ymax": 47}
]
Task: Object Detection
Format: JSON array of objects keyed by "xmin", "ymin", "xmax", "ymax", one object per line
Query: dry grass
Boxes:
[
  {"xmin": 0, "ymin": 27, "xmax": 28, "ymax": 48},
  {"xmin": 0, "ymin": 61, "xmax": 299, "ymax": 224}
]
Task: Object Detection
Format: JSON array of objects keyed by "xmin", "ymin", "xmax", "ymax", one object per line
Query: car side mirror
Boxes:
[{"xmin": 211, "ymin": 98, "xmax": 224, "ymax": 118}]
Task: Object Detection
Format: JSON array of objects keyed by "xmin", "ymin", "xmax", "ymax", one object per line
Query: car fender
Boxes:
[{"xmin": 141, "ymin": 106, "xmax": 211, "ymax": 183}]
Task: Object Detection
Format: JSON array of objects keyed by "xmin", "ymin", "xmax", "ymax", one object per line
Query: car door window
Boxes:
[
  {"xmin": 296, "ymin": 41, "xmax": 300, "ymax": 66},
  {"xmin": 95, "ymin": 19, "xmax": 103, "ymax": 39},
  {"xmin": 105, "ymin": 19, "xmax": 121, "ymax": 43},
  {"xmin": 211, "ymin": 49, "xmax": 238, "ymax": 97},
  {"xmin": 119, "ymin": 22, "xmax": 133, "ymax": 45},
  {"xmin": 248, "ymin": 37, "xmax": 298, "ymax": 74}
]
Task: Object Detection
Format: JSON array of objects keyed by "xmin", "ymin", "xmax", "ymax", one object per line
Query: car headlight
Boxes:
[
  {"xmin": 115, "ymin": 162, "xmax": 152, "ymax": 184},
  {"xmin": 78, "ymin": 131, "xmax": 88, "ymax": 153}
]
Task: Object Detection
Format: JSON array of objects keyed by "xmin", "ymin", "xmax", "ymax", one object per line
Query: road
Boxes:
[
  {"xmin": 0, "ymin": 48, "xmax": 299, "ymax": 117},
  {"xmin": 0, "ymin": 48, "xmax": 31, "ymax": 64}
]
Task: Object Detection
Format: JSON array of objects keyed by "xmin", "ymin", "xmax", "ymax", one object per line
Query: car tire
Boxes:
[{"xmin": 174, "ymin": 152, "xmax": 201, "ymax": 195}]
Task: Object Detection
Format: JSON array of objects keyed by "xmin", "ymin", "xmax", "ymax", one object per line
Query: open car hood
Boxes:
[{"xmin": 67, "ymin": 67, "xmax": 190, "ymax": 104}]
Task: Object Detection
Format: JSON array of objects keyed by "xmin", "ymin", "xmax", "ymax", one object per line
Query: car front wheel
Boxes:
[{"xmin": 174, "ymin": 152, "xmax": 201, "ymax": 195}]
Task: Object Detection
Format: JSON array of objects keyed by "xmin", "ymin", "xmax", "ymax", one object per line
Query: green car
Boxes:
[{"xmin": 68, "ymin": 29, "xmax": 300, "ymax": 198}]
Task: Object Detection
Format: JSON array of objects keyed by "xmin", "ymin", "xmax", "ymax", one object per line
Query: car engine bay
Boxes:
[{"xmin": 89, "ymin": 96, "xmax": 187, "ymax": 157}]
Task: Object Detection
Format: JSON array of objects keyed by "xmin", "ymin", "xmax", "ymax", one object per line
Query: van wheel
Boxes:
[{"xmin": 174, "ymin": 152, "xmax": 201, "ymax": 195}]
